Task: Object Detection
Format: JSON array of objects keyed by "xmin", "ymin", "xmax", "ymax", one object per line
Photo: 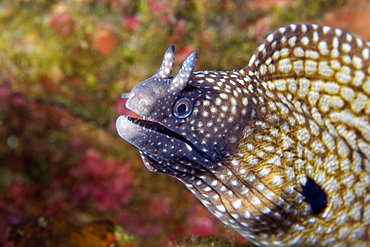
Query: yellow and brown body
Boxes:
[{"xmin": 116, "ymin": 24, "xmax": 370, "ymax": 246}]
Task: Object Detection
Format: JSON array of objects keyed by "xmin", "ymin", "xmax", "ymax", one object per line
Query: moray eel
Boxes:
[{"xmin": 116, "ymin": 24, "xmax": 370, "ymax": 246}]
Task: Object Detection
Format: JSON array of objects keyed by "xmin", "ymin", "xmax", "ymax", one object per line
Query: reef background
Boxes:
[{"xmin": 1, "ymin": 0, "xmax": 368, "ymax": 246}]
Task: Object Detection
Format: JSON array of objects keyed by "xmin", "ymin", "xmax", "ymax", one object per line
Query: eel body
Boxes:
[{"xmin": 116, "ymin": 24, "xmax": 370, "ymax": 246}]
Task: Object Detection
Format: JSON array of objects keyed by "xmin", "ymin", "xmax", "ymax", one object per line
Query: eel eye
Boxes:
[{"xmin": 173, "ymin": 97, "xmax": 193, "ymax": 118}]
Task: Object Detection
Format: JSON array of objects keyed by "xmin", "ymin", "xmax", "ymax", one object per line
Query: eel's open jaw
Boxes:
[
  {"xmin": 116, "ymin": 113, "xmax": 215, "ymax": 166},
  {"xmin": 117, "ymin": 95, "xmax": 186, "ymax": 143},
  {"xmin": 116, "ymin": 114, "xmax": 192, "ymax": 149}
]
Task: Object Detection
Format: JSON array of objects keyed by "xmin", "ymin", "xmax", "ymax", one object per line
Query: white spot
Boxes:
[
  {"xmin": 322, "ymin": 26, "xmax": 331, "ymax": 34},
  {"xmin": 330, "ymin": 59, "xmax": 341, "ymax": 69},
  {"xmin": 278, "ymin": 58, "xmax": 292, "ymax": 73},
  {"xmin": 318, "ymin": 41, "xmax": 329, "ymax": 55},
  {"xmin": 363, "ymin": 79, "xmax": 370, "ymax": 94},
  {"xmin": 281, "ymin": 48, "xmax": 289, "ymax": 56},
  {"xmin": 258, "ymin": 43, "xmax": 266, "ymax": 52},
  {"xmin": 251, "ymin": 195, "xmax": 262, "ymax": 205},
  {"xmin": 231, "ymin": 159, "xmax": 240, "ymax": 166},
  {"xmin": 271, "ymin": 174, "xmax": 284, "ymax": 186},
  {"xmin": 353, "ymin": 56, "xmax": 363, "ymax": 69},
  {"xmin": 318, "ymin": 61, "xmax": 333, "ymax": 76},
  {"xmin": 288, "ymin": 36, "xmax": 297, "ymax": 47},
  {"xmin": 293, "ymin": 60, "xmax": 304, "ymax": 73},
  {"xmin": 206, "ymin": 77, "xmax": 215, "ymax": 83},
  {"xmin": 220, "ymin": 93, "xmax": 228, "ymax": 99},
  {"xmin": 232, "ymin": 199, "xmax": 242, "ymax": 209},
  {"xmin": 231, "ymin": 179, "xmax": 238, "ymax": 186},
  {"xmin": 203, "ymin": 186, "xmax": 212, "ymax": 192},
  {"xmin": 244, "ymin": 210, "xmax": 251, "ymax": 219},
  {"xmin": 301, "ymin": 36, "xmax": 310, "ymax": 45},
  {"xmin": 362, "ymin": 48, "xmax": 370, "ymax": 59},
  {"xmin": 325, "ymin": 82, "xmax": 340, "ymax": 94},
  {"xmin": 335, "ymin": 66, "xmax": 352, "ymax": 84},
  {"xmin": 267, "ymin": 33, "xmax": 274, "ymax": 42},
  {"xmin": 248, "ymin": 54, "xmax": 256, "ymax": 66},
  {"xmin": 289, "ymin": 24, "xmax": 297, "ymax": 32},
  {"xmin": 294, "ymin": 47, "xmax": 304, "ymax": 57},
  {"xmin": 305, "ymin": 60, "xmax": 317, "ymax": 74},
  {"xmin": 246, "ymin": 173, "xmax": 256, "ymax": 183},
  {"xmin": 313, "ymin": 31, "xmax": 319, "ymax": 42},
  {"xmin": 332, "ymin": 37, "xmax": 339, "ymax": 48},
  {"xmin": 259, "ymin": 166, "xmax": 271, "ymax": 177},
  {"xmin": 212, "ymin": 194, "xmax": 220, "ymax": 200},
  {"xmin": 342, "ymin": 55, "xmax": 351, "ymax": 64},
  {"xmin": 297, "ymin": 128, "xmax": 311, "ymax": 144},
  {"xmin": 216, "ymin": 204, "xmax": 226, "ymax": 212},
  {"xmin": 305, "ymin": 49, "xmax": 319, "ymax": 59},
  {"xmin": 353, "ymin": 70, "xmax": 365, "ymax": 86},
  {"xmin": 301, "ymin": 24, "xmax": 307, "ymax": 33},
  {"xmin": 221, "ymin": 105, "xmax": 228, "ymax": 112},
  {"xmin": 341, "ymin": 43, "xmax": 351, "ymax": 53}
]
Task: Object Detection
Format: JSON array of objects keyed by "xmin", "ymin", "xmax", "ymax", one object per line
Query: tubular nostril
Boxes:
[{"xmin": 121, "ymin": 92, "xmax": 132, "ymax": 99}]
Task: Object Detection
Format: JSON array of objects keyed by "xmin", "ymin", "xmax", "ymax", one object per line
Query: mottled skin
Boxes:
[{"xmin": 116, "ymin": 24, "xmax": 370, "ymax": 246}]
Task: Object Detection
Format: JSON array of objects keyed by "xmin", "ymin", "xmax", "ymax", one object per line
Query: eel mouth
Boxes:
[
  {"xmin": 122, "ymin": 116, "xmax": 214, "ymax": 162},
  {"xmin": 126, "ymin": 116, "xmax": 193, "ymax": 148},
  {"xmin": 118, "ymin": 98, "xmax": 188, "ymax": 143}
]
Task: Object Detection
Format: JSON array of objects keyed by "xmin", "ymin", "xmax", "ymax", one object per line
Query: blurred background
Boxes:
[{"xmin": 0, "ymin": 0, "xmax": 369, "ymax": 246}]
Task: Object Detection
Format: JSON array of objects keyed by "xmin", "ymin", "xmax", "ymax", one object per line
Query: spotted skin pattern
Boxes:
[{"xmin": 116, "ymin": 24, "xmax": 370, "ymax": 246}]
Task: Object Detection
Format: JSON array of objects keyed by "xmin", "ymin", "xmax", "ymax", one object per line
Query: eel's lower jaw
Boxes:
[
  {"xmin": 116, "ymin": 114, "xmax": 179, "ymax": 141},
  {"xmin": 123, "ymin": 115, "xmax": 190, "ymax": 144},
  {"xmin": 116, "ymin": 115, "xmax": 158, "ymax": 140}
]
